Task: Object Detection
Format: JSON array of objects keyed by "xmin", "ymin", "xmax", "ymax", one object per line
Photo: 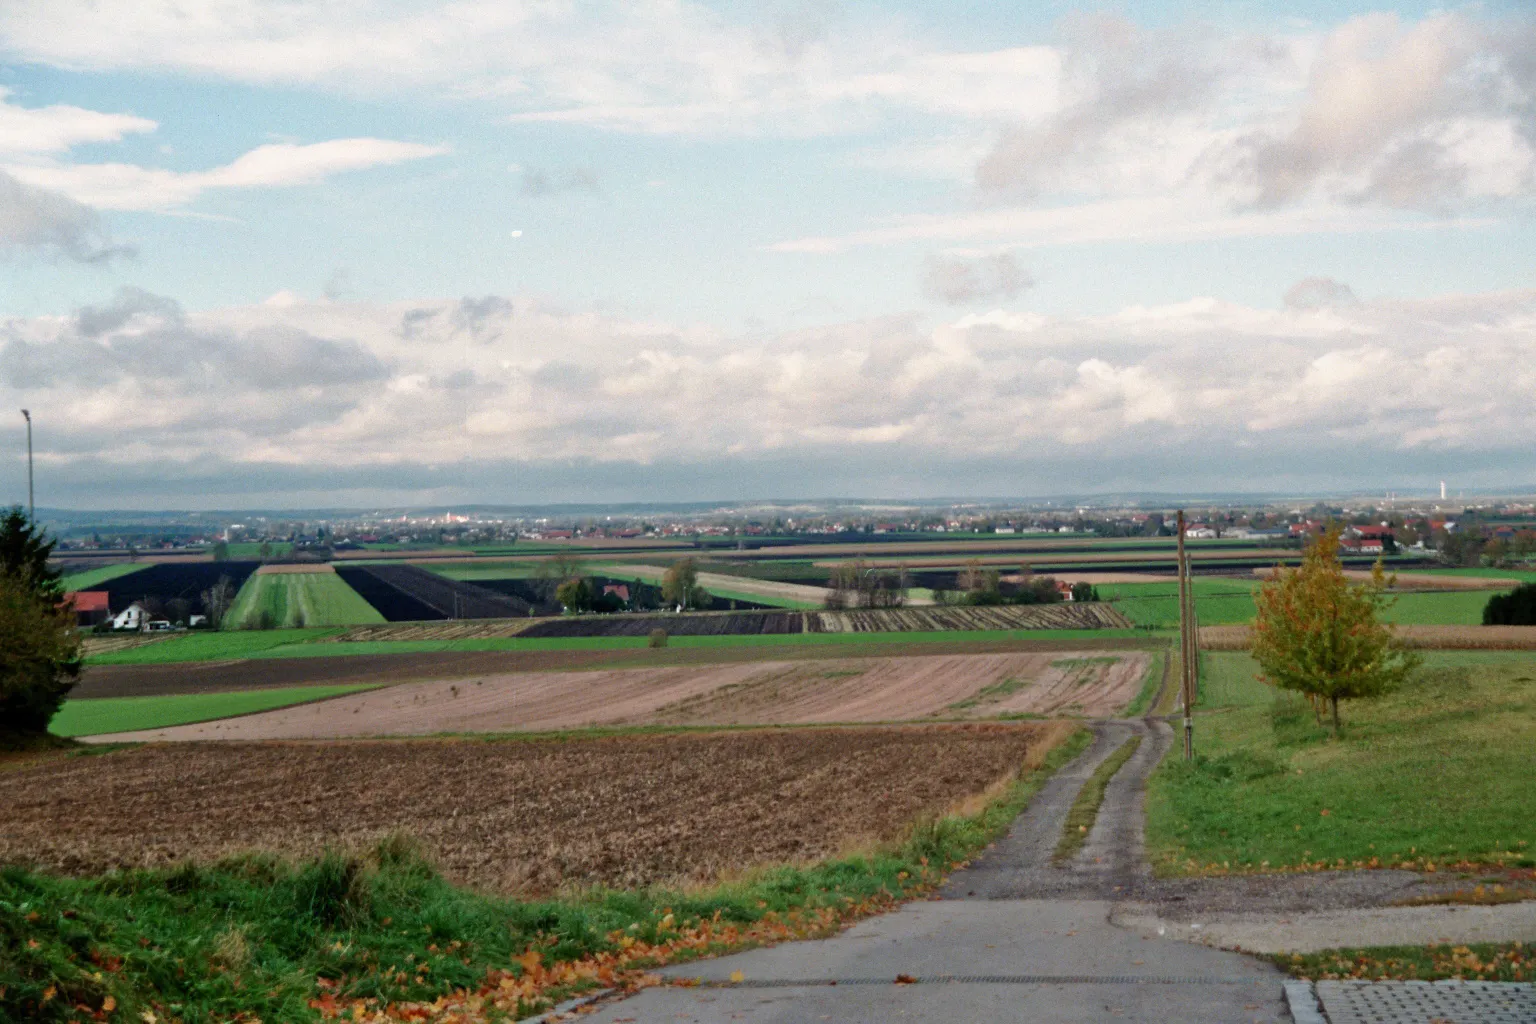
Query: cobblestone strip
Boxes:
[{"xmin": 1315, "ymin": 979, "xmax": 1536, "ymax": 1023}]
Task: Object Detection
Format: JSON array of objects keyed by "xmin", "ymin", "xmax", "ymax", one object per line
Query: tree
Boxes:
[
  {"xmin": 0, "ymin": 571, "xmax": 81, "ymax": 743},
  {"xmin": 200, "ymin": 574, "xmax": 235, "ymax": 628},
  {"xmin": 1071, "ymin": 582, "xmax": 1098, "ymax": 603},
  {"xmin": 1251, "ymin": 525, "xmax": 1420, "ymax": 733},
  {"xmin": 555, "ymin": 577, "xmax": 595, "ymax": 613},
  {"xmin": 0, "ymin": 507, "xmax": 63, "ymax": 601},
  {"xmin": 661, "ymin": 559, "xmax": 710, "ymax": 609},
  {"xmin": 211, "ymin": 540, "xmax": 230, "ymax": 561},
  {"xmin": 1484, "ymin": 583, "xmax": 1536, "ymax": 625}
]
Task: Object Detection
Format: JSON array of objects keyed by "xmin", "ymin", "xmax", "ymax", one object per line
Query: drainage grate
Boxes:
[{"xmin": 695, "ymin": 974, "xmax": 1258, "ymax": 988}]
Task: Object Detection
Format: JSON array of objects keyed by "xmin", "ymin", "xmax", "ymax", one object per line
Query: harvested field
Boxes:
[
  {"xmin": 87, "ymin": 651, "xmax": 1146, "ymax": 741},
  {"xmin": 76, "ymin": 637, "xmax": 1163, "ymax": 698},
  {"xmin": 79, "ymin": 633, "xmax": 177, "ymax": 657},
  {"xmin": 647, "ymin": 652, "xmax": 1151, "ymax": 726},
  {"xmin": 514, "ymin": 602, "xmax": 1131, "ymax": 639},
  {"xmin": 0, "ymin": 724, "xmax": 1072, "ymax": 892},
  {"xmin": 327, "ymin": 620, "xmax": 537, "ymax": 642},
  {"xmin": 601, "ymin": 564, "xmax": 835, "ymax": 609},
  {"xmin": 1201, "ymin": 624, "xmax": 1536, "ymax": 650},
  {"xmin": 253, "ymin": 562, "xmax": 336, "ymax": 574}
]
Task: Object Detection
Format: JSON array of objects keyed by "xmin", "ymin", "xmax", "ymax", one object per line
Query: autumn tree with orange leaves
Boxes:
[{"xmin": 1251, "ymin": 524, "xmax": 1420, "ymax": 734}]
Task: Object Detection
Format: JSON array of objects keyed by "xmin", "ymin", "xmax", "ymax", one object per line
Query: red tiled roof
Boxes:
[{"xmin": 65, "ymin": 591, "xmax": 110, "ymax": 612}]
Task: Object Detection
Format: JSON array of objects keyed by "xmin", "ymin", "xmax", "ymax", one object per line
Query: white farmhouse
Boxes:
[{"xmin": 110, "ymin": 602, "xmax": 150, "ymax": 631}]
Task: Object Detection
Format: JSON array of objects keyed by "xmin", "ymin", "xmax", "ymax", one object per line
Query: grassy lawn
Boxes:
[
  {"xmin": 224, "ymin": 573, "xmax": 385, "ymax": 629},
  {"xmin": 1099, "ymin": 580, "xmax": 1259, "ymax": 628},
  {"xmin": 1277, "ymin": 942, "xmax": 1533, "ymax": 983},
  {"xmin": 1145, "ymin": 651, "xmax": 1536, "ymax": 873},
  {"xmin": 1103, "ymin": 579, "xmax": 1493, "ymax": 628},
  {"xmin": 59, "ymin": 563, "xmax": 148, "ymax": 591},
  {"xmin": 85, "ymin": 628, "xmax": 341, "ymax": 664},
  {"xmin": 428, "ymin": 561, "xmax": 543, "ymax": 580},
  {"xmin": 1382, "ymin": 589, "xmax": 1491, "ymax": 625},
  {"xmin": 51, "ymin": 685, "xmax": 379, "ymax": 736},
  {"xmin": 1422, "ymin": 567, "xmax": 1536, "ymax": 583},
  {"xmin": 2, "ymin": 730, "xmax": 1088, "ymax": 1023},
  {"xmin": 75, "ymin": 626, "xmax": 1159, "ymax": 663}
]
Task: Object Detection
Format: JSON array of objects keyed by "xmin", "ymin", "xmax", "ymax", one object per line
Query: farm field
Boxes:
[
  {"xmin": 85, "ymin": 627, "xmax": 340, "ymax": 664},
  {"xmin": 87, "ymin": 560, "xmax": 261, "ymax": 611},
  {"xmin": 1200, "ymin": 623, "xmax": 1536, "ymax": 650},
  {"xmin": 1145, "ymin": 651, "xmax": 1536, "ymax": 873},
  {"xmin": 224, "ymin": 566, "xmax": 386, "ymax": 629},
  {"xmin": 335, "ymin": 564, "xmax": 529, "ymax": 620},
  {"xmin": 84, "ymin": 650, "xmax": 1147, "ymax": 741},
  {"xmin": 51, "ymin": 685, "xmax": 379, "ymax": 737},
  {"xmin": 1105, "ymin": 579, "xmax": 1497, "ymax": 628},
  {"xmin": 5, "ymin": 723, "xmax": 1072, "ymax": 892},
  {"xmin": 599, "ymin": 563, "xmax": 833, "ymax": 609},
  {"xmin": 59, "ymin": 562, "xmax": 148, "ymax": 591}
]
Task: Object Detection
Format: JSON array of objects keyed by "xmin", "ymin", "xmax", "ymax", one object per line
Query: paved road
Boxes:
[
  {"xmin": 579, "ymin": 719, "xmax": 1290, "ymax": 1022},
  {"xmin": 575, "ymin": 717, "xmax": 1531, "ymax": 1022}
]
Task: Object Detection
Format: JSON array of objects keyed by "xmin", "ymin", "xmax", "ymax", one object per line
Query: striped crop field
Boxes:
[{"xmin": 224, "ymin": 566, "xmax": 385, "ymax": 629}]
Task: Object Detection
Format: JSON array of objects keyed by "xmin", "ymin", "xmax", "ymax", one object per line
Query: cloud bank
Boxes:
[{"xmin": 3, "ymin": 285, "xmax": 1534, "ymax": 505}]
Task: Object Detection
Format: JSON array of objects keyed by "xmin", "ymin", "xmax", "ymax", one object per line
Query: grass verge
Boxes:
[
  {"xmin": 51, "ymin": 685, "xmax": 380, "ymax": 737},
  {"xmin": 2, "ymin": 729, "xmax": 1089, "ymax": 1024},
  {"xmin": 1053, "ymin": 734, "xmax": 1142, "ymax": 864},
  {"xmin": 1276, "ymin": 942, "xmax": 1532, "ymax": 982},
  {"xmin": 1145, "ymin": 651, "xmax": 1536, "ymax": 874},
  {"xmin": 1121, "ymin": 651, "xmax": 1167, "ymax": 717}
]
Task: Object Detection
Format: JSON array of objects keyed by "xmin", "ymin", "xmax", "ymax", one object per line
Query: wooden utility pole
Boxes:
[{"xmin": 1177, "ymin": 510, "xmax": 1194, "ymax": 761}]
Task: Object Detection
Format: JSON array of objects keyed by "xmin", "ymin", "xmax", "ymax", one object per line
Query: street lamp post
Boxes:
[{"xmin": 20, "ymin": 409, "xmax": 32, "ymax": 522}]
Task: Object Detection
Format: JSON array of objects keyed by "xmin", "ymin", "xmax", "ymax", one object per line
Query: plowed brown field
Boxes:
[
  {"xmin": 0, "ymin": 724, "xmax": 1071, "ymax": 892},
  {"xmin": 89, "ymin": 651, "xmax": 1146, "ymax": 742}
]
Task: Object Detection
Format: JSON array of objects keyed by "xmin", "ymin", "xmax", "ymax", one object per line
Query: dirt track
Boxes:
[{"xmin": 0, "ymin": 724, "xmax": 1070, "ymax": 893}]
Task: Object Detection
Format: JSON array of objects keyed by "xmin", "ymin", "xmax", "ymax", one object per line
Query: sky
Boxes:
[{"xmin": 1, "ymin": 0, "xmax": 1534, "ymax": 509}]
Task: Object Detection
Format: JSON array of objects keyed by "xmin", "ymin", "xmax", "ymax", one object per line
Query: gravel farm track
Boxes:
[
  {"xmin": 0, "ymin": 723, "xmax": 1073, "ymax": 893},
  {"xmin": 84, "ymin": 651, "xmax": 1150, "ymax": 740}
]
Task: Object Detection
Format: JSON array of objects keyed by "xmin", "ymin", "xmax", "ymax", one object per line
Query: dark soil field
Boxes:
[
  {"xmin": 336, "ymin": 565, "xmax": 529, "ymax": 620},
  {"xmin": 0, "ymin": 724, "xmax": 1067, "ymax": 892},
  {"xmin": 91, "ymin": 561, "xmax": 261, "ymax": 609}
]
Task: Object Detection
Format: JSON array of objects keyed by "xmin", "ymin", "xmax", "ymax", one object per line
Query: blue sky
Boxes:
[{"xmin": 1, "ymin": 1, "xmax": 1534, "ymax": 507}]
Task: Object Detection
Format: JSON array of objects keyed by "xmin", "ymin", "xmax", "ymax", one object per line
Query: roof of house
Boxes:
[{"xmin": 65, "ymin": 591, "xmax": 110, "ymax": 612}]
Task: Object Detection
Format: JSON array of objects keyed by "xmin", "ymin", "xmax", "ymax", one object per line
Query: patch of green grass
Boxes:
[
  {"xmin": 1276, "ymin": 941, "xmax": 1533, "ymax": 982},
  {"xmin": 224, "ymin": 573, "xmax": 385, "ymax": 629},
  {"xmin": 1054, "ymin": 734, "xmax": 1142, "ymax": 863},
  {"xmin": 1380, "ymin": 589, "xmax": 1490, "ymax": 625},
  {"xmin": 2, "ymin": 729, "xmax": 1089, "ymax": 1024},
  {"xmin": 1146, "ymin": 651, "xmax": 1536, "ymax": 874},
  {"xmin": 948, "ymin": 675, "xmax": 1029, "ymax": 711},
  {"xmin": 1122, "ymin": 652, "xmax": 1167, "ymax": 717},
  {"xmin": 428, "ymin": 562, "xmax": 543, "ymax": 580},
  {"xmin": 1421, "ymin": 567, "xmax": 1536, "ymax": 583},
  {"xmin": 85, "ymin": 629, "xmax": 341, "ymax": 664},
  {"xmin": 51, "ymin": 685, "xmax": 378, "ymax": 737},
  {"xmin": 221, "ymin": 541, "xmax": 293, "ymax": 559},
  {"xmin": 59, "ymin": 563, "xmax": 149, "ymax": 591},
  {"xmin": 1099, "ymin": 580, "xmax": 1259, "ymax": 628}
]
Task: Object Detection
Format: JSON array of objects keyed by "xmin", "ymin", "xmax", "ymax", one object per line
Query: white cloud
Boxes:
[
  {"xmin": 6, "ymin": 139, "xmax": 448, "ymax": 211},
  {"xmin": 4, "ymin": 285, "xmax": 1535, "ymax": 498},
  {"xmin": 0, "ymin": 87, "xmax": 156, "ymax": 155}
]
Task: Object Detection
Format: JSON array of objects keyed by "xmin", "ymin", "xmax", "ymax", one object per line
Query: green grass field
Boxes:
[
  {"xmin": 84, "ymin": 625, "xmax": 1155, "ymax": 664},
  {"xmin": 85, "ymin": 628, "xmax": 341, "ymax": 664},
  {"xmin": 1103, "ymin": 579, "xmax": 1493, "ymax": 628},
  {"xmin": 1422, "ymin": 567, "xmax": 1536, "ymax": 583},
  {"xmin": 1145, "ymin": 651, "xmax": 1536, "ymax": 873},
  {"xmin": 428, "ymin": 561, "xmax": 543, "ymax": 580},
  {"xmin": 224, "ymin": 572, "xmax": 385, "ymax": 629},
  {"xmin": 51, "ymin": 685, "xmax": 379, "ymax": 736},
  {"xmin": 220, "ymin": 541, "xmax": 292, "ymax": 559},
  {"xmin": 59, "ymin": 563, "xmax": 148, "ymax": 591}
]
